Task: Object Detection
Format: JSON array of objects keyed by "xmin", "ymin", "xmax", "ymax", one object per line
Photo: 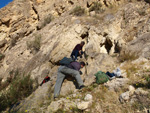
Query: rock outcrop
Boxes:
[{"xmin": 0, "ymin": 0, "xmax": 150, "ymax": 112}]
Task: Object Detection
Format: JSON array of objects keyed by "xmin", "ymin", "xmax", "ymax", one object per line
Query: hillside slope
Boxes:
[{"xmin": 0, "ymin": 0, "xmax": 150, "ymax": 112}]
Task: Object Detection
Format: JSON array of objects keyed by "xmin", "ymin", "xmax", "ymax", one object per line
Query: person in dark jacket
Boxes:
[
  {"xmin": 71, "ymin": 41, "xmax": 85, "ymax": 61},
  {"xmin": 54, "ymin": 61, "xmax": 85, "ymax": 98}
]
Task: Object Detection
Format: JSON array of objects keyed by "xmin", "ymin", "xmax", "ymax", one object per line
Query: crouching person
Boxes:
[{"xmin": 54, "ymin": 61, "xmax": 85, "ymax": 99}]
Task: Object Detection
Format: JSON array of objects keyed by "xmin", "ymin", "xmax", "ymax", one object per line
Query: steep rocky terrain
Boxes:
[{"xmin": 0, "ymin": 0, "xmax": 150, "ymax": 112}]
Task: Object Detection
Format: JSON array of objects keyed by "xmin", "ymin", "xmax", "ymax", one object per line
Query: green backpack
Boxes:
[{"xmin": 94, "ymin": 71, "xmax": 109, "ymax": 84}]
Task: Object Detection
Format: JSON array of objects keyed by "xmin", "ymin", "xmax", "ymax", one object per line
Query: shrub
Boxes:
[
  {"xmin": 133, "ymin": 74, "xmax": 150, "ymax": 89},
  {"xmin": 0, "ymin": 71, "xmax": 35, "ymax": 112},
  {"xmin": 89, "ymin": 2, "xmax": 104, "ymax": 13},
  {"xmin": 41, "ymin": 15, "xmax": 53, "ymax": 28},
  {"xmin": 0, "ymin": 78, "xmax": 11, "ymax": 92},
  {"xmin": 70, "ymin": 6, "xmax": 85, "ymax": 16},
  {"xmin": 27, "ymin": 34, "xmax": 41, "ymax": 53},
  {"xmin": 119, "ymin": 50, "xmax": 139, "ymax": 62},
  {"xmin": 70, "ymin": 107, "xmax": 83, "ymax": 113},
  {"xmin": 138, "ymin": 10, "xmax": 146, "ymax": 16}
]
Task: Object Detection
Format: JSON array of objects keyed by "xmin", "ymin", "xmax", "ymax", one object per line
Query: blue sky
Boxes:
[{"xmin": 0, "ymin": 0, "xmax": 13, "ymax": 9}]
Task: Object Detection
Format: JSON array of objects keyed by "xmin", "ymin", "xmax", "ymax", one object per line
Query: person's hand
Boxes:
[
  {"xmin": 79, "ymin": 71, "xmax": 83, "ymax": 75},
  {"xmin": 79, "ymin": 50, "xmax": 81, "ymax": 54}
]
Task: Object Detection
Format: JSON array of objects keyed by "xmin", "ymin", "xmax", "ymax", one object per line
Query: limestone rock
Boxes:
[
  {"xmin": 77, "ymin": 101, "xmax": 91, "ymax": 110},
  {"xmin": 89, "ymin": 11, "xmax": 96, "ymax": 16},
  {"xmin": 126, "ymin": 32, "xmax": 150, "ymax": 59},
  {"xmin": 105, "ymin": 78, "xmax": 129, "ymax": 91},
  {"xmin": 128, "ymin": 85, "xmax": 135, "ymax": 95},
  {"xmin": 0, "ymin": 0, "xmax": 150, "ymax": 112},
  {"xmin": 84, "ymin": 75, "xmax": 96, "ymax": 86},
  {"xmin": 0, "ymin": 33, "xmax": 7, "ymax": 42},
  {"xmin": 84, "ymin": 94, "xmax": 93, "ymax": 101},
  {"xmin": 134, "ymin": 88, "xmax": 149, "ymax": 95},
  {"xmin": 132, "ymin": 57, "xmax": 148, "ymax": 64},
  {"xmin": 60, "ymin": 80, "xmax": 77, "ymax": 96},
  {"xmin": 119, "ymin": 91, "xmax": 130, "ymax": 103},
  {"xmin": 47, "ymin": 98, "xmax": 76, "ymax": 112}
]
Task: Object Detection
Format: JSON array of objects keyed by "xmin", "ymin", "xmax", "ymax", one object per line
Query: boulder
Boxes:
[
  {"xmin": 119, "ymin": 91, "xmax": 130, "ymax": 103},
  {"xmin": 128, "ymin": 85, "xmax": 135, "ymax": 95},
  {"xmin": 105, "ymin": 78, "xmax": 129, "ymax": 91},
  {"xmin": 77, "ymin": 101, "xmax": 91, "ymax": 110},
  {"xmin": 126, "ymin": 32, "xmax": 150, "ymax": 59},
  {"xmin": 89, "ymin": 11, "xmax": 96, "ymax": 16},
  {"xmin": 134, "ymin": 88, "xmax": 149, "ymax": 95},
  {"xmin": 47, "ymin": 98, "xmax": 76, "ymax": 112},
  {"xmin": 84, "ymin": 94, "xmax": 93, "ymax": 101}
]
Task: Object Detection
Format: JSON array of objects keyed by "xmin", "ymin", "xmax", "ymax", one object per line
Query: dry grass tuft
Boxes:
[
  {"xmin": 89, "ymin": 2, "xmax": 105, "ymax": 13},
  {"xmin": 119, "ymin": 50, "xmax": 139, "ymax": 62},
  {"xmin": 41, "ymin": 14, "xmax": 53, "ymax": 29},
  {"xmin": 26, "ymin": 34, "xmax": 41, "ymax": 53},
  {"xmin": 70, "ymin": 6, "xmax": 85, "ymax": 16}
]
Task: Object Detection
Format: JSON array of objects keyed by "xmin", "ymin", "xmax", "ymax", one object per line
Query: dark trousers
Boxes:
[
  {"xmin": 106, "ymin": 71, "xmax": 115, "ymax": 77},
  {"xmin": 71, "ymin": 50, "xmax": 83, "ymax": 61}
]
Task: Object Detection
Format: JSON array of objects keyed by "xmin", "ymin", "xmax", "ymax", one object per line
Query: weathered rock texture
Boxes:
[{"xmin": 0, "ymin": 0, "xmax": 150, "ymax": 112}]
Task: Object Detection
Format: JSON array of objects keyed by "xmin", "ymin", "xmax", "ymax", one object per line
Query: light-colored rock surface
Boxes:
[
  {"xmin": 125, "ymin": 32, "xmax": 150, "ymax": 59},
  {"xmin": 47, "ymin": 98, "xmax": 76, "ymax": 112},
  {"xmin": 119, "ymin": 91, "xmax": 130, "ymax": 103},
  {"xmin": 84, "ymin": 94, "xmax": 93, "ymax": 101},
  {"xmin": 77, "ymin": 101, "xmax": 91, "ymax": 110},
  {"xmin": 134, "ymin": 88, "xmax": 149, "ymax": 95},
  {"xmin": 0, "ymin": 0, "xmax": 150, "ymax": 112},
  {"xmin": 128, "ymin": 85, "xmax": 135, "ymax": 95},
  {"xmin": 105, "ymin": 78, "xmax": 129, "ymax": 90}
]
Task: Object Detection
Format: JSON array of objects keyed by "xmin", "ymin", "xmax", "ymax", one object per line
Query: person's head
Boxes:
[
  {"xmin": 80, "ymin": 61, "xmax": 85, "ymax": 68},
  {"xmin": 80, "ymin": 41, "xmax": 85, "ymax": 46}
]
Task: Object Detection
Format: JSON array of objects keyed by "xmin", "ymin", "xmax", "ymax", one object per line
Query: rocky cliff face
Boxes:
[{"xmin": 0, "ymin": 0, "xmax": 150, "ymax": 112}]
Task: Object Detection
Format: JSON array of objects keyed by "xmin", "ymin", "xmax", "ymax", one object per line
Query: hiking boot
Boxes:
[
  {"xmin": 79, "ymin": 85, "xmax": 85, "ymax": 89},
  {"xmin": 53, "ymin": 97, "xmax": 59, "ymax": 101},
  {"xmin": 116, "ymin": 76, "xmax": 123, "ymax": 78}
]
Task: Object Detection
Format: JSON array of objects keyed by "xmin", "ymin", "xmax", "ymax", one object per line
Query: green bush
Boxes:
[
  {"xmin": 133, "ymin": 75, "xmax": 150, "ymax": 89},
  {"xmin": 0, "ymin": 72, "xmax": 35, "ymax": 112},
  {"xmin": 27, "ymin": 34, "xmax": 41, "ymax": 53},
  {"xmin": 89, "ymin": 2, "xmax": 104, "ymax": 13},
  {"xmin": 0, "ymin": 79, "xmax": 11, "ymax": 92},
  {"xmin": 70, "ymin": 6, "xmax": 85, "ymax": 16}
]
